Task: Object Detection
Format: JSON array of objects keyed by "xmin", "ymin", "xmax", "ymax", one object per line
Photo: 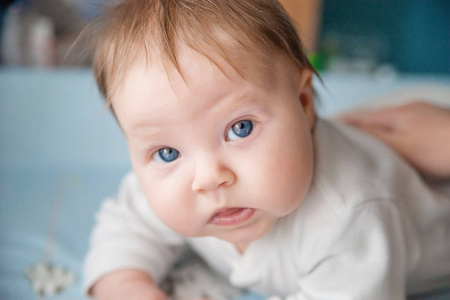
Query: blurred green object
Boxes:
[{"xmin": 308, "ymin": 52, "xmax": 327, "ymax": 71}]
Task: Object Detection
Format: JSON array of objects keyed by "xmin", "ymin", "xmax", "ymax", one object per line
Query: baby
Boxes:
[{"xmin": 83, "ymin": 0, "xmax": 450, "ymax": 299}]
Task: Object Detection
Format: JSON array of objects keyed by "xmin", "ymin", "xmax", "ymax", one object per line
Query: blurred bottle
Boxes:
[
  {"xmin": 1, "ymin": 5, "xmax": 22, "ymax": 65},
  {"xmin": 27, "ymin": 14, "xmax": 55, "ymax": 67},
  {"xmin": 1, "ymin": 3, "xmax": 56, "ymax": 68}
]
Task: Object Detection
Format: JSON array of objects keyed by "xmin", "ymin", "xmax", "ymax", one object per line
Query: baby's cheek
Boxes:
[
  {"xmin": 273, "ymin": 156, "xmax": 313, "ymax": 212},
  {"xmin": 144, "ymin": 188, "xmax": 182, "ymax": 225}
]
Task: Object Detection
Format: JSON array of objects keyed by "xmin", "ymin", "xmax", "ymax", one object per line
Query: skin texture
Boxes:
[
  {"xmin": 339, "ymin": 101, "xmax": 450, "ymax": 179},
  {"xmin": 93, "ymin": 46, "xmax": 316, "ymax": 299}
]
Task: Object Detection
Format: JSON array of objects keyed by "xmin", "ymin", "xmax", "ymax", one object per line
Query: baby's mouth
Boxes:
[{"xmin": 209, "ymin": 207, "xmax": 255, "ymax": 226}]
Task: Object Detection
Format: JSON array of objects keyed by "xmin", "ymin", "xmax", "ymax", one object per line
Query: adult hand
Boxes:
[{"xmin": 339, "ymin": 101, "xmax": 450, "ymax": 178}]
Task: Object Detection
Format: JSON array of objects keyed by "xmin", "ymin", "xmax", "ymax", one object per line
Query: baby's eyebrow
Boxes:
[
  {"xmin": 216, "ymin": 94, "xmax": 263, "ymax": 114},
  {"xmin": 125, "ymin": 123, "xmax": 166, "ymax": 145}
]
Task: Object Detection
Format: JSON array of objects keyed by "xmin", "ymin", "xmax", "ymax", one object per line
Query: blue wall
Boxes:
[{"xmin": 320, "ymin": 0, "xmax": 450, "ymax": 74}]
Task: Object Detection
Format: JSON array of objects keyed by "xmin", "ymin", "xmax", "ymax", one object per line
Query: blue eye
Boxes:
[
  {"xmin": 153, "ymin": 147, "xmax": 180, "ymax": 163},
  {"xmin": 226, "ymin": 120, "xmax": 254, "ymax": 141}
]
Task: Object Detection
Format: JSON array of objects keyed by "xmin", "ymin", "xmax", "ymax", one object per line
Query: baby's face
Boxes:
[{"xmin": 113, "ymin": 46, "xmax": 315, "ymax": 251}]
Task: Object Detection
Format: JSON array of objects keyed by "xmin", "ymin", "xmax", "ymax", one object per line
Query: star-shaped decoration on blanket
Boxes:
[{"xmin": 26, "ymin": 262, "xmax": 76, "ymax": 296}]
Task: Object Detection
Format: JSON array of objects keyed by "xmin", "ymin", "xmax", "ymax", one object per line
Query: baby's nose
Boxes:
[{"xmin": 191, "ymin": 155, "xmax": 235, "ymax": 192}]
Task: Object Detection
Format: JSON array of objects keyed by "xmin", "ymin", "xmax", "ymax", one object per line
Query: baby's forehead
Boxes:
[
  {"xmin": 112, "ymin": 43, "xmax": 297, "ymax": 118},
  {"xmin": 118, "ymin": 41, "xmax": 292, "ymax": 100}
]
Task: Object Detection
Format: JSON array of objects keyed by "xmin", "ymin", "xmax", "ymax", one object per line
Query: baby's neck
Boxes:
[{"xmin": 234, "ymin": 242, "xmax": 248, "ymax": 254}]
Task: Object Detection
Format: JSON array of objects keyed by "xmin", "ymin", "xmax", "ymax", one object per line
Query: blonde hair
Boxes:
[{"xmin": 88, "ymin": 0, "xmax": 315, "ymax": 105}]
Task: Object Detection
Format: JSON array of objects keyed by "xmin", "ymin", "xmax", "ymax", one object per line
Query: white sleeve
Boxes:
[
  {"xmin": 272, "ymin": 200, "xmax": 420, "ymax": 300},
  {"xmin": 83, "ymin": 172, "xmax": 186, "ymax": 294}
]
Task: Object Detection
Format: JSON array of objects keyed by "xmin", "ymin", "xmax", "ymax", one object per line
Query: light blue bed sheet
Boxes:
[{"xmin": 1, "ymin": 68, "xmax": 449, "ymax": 299}]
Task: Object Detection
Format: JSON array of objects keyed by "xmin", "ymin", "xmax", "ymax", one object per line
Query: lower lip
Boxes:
[{"xmin": 209, "ymin": 208, "xmax": 255, "ymax": 226}]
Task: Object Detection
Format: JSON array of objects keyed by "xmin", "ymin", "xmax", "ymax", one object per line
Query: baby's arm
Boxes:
[
  {"xmin": 83, "ymin": 173, "xmax": 186, "ymax": 299},
  {"xmin": 91, "ymin": 269, "xmax": 167, "ymax": 300},
  {"xmin": 339, "ymin": 101, "xmax": 450, "ymax": 178}
]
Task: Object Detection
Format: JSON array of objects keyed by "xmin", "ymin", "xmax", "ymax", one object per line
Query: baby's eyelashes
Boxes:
[
  {"xmin": 226, "ymin": 119, "xmax": 254, "ymax": 141},
  {"xmin": 153, "ymin": 147, "xmax": 180, "ymax": 163}
]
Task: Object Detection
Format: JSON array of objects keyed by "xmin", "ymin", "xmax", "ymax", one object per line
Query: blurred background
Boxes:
[
  {"xmin": 1, "ymin": 1, "xmax": 449, "ymax": 299},
  {"xmin": 0, "ymin": 0, "xmax": 449, "ymax": 74}
]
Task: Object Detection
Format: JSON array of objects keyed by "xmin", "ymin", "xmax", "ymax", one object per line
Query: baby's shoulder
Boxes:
[{"xmin": 310, "ymin": 119, "xmax": 420, "ymax": 210}]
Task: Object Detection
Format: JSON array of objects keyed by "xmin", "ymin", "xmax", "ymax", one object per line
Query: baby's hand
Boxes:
[
  {"xmin": 339, "ymin": 101, "xmax": 450, "ymax": 178},
  {"xmin": 91, "ymin": 269, "xmax": 168, "ymax": 300}
]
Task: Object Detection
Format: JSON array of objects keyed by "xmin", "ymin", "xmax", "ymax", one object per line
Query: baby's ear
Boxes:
[{"xmin": 298, "ymin": 69, "xmax": 315, "ymax": 130}]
